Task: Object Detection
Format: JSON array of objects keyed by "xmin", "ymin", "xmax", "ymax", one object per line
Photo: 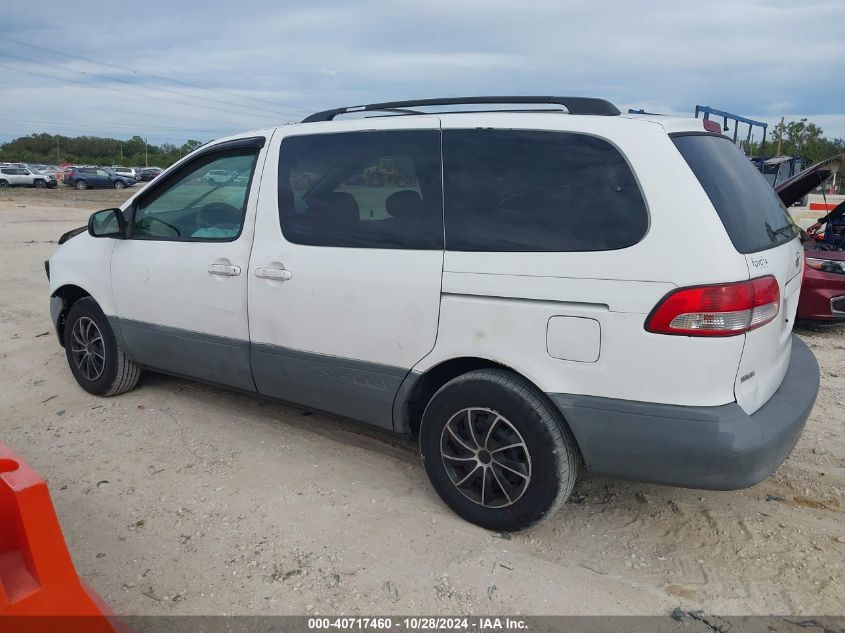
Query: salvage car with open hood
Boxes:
[{"xmin": 773, "ymin": 152, "xmax": 845, "ymax": 323}]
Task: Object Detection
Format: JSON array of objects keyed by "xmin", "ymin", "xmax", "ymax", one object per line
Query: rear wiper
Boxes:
[
  {"xmin": 766, "ymin": 222, "xmax": 795, "ymax": 240},
  {"xmin": 769, "ymin": 224, "xmax": 796, "ymax": 240}
]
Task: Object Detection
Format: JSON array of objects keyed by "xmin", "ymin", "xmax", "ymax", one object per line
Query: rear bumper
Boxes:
[{"xmin": 549, "ymin": 335, "xmax": 819, "ymax": 490}]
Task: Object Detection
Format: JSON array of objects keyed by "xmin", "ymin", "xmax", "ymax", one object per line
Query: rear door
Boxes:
[
  {"xmin": 248, "ymin": 120, "xmax": 444, "ymax": 430},
  {"xmin": 673, "ymin": 133, "xmax": 804, "ymax": 413}
]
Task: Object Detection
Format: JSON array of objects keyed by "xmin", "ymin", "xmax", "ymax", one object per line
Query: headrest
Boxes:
[
  {"xmin": 385, "ymin": 190, "xmax": 424, "ymax": 220},
  {"xmin": 311, "ymin": 191, "xmax": 360, "ymax": 223}
]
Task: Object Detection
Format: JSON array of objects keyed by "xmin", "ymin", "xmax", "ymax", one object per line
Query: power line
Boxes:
[
  {"xmin": 0, "ymin": 50, "xmax": 295, "ymax": 120},
  {"xmin": 0, "ymin": 61, "xmax": 283, "ymax": 123},
  {"xmin": 0, "ymin": 34, "xmax": 310, "ymax": 115},
  {"xmin": 0, "ymin": 113, "xmax": 230, "ymax": 135},
  {"xmin": 0, "ymin": 104, "xmax": 242, "ymax": 132}
]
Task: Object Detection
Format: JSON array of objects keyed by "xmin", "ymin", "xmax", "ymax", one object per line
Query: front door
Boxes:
[
  {"xmin": 110, "ymin": 135, "xmax": 271, "ymax": 391},
  {"xmin": 248, "ymin": 122, "xmax": 444, "ymax": 429}
]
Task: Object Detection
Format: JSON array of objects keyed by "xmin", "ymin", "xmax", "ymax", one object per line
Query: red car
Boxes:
[{"xmin": 773, "ymin": 154, "xmax": 845, "ymax": 323}]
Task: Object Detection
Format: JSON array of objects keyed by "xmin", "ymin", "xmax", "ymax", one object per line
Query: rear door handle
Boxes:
[
  {"xmin": 255, "ymin": 267, "xmax": 293, "ymax": 281},
  {"xmin": 208, "ymin": 263, "xmax": 241, "ymax": 276}
]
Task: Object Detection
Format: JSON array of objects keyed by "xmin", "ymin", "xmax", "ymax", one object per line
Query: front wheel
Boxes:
[
  {"xmin": 0, "ymin": 180, "xmax": 8, "ymax": 188},
  {"xmin": 75, "ymin": 180, "xmax": 88, "ymax": 190},
  {"xmin": 114, "ymin": 180, "xmax": 125, "ymax": 189},
  {"xmin": 419, "ymin": 369, "xmax": 579, "ymax": 532},
  {"xmin": 34, "ymin": 180, "xmax": 47, "ymax": 189},
  {"xmin": 64, "ymin": 297, "xmax": 140, "ymax": 396}
]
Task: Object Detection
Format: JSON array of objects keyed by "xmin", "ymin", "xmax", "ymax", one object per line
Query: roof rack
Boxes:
[{"xmin": 301, "ymin": 96, "xmax": 620, "ymax": 123}]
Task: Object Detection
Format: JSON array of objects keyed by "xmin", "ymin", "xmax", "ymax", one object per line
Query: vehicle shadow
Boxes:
[{"xmin": 136, "ymin": 371, "xmax": 421, "ymax": 466}]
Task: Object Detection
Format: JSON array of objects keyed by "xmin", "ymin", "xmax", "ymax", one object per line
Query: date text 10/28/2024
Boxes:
[{"xmin": 307, "ymin": 617, "xmax": 528, "ymax": 631}]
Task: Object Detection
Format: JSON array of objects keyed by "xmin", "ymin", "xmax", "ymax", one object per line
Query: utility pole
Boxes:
[
  {"xmin": 144, "ymin": 137, "xmax": 148, "ymax": 167},
  {"xmin": 775, "ymin": 116, "xmax": 784, "ymax": 156},
  {"xmin": 56, "ymin": 136, "xmax": 60, "ymax": 162}
]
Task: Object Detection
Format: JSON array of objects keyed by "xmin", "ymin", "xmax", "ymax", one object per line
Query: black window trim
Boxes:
[
  {"xmin": 125, "ymin": 135, "xmax": 266, "ymax": 243},
  {"xmin": 442, "ymin": 127, "xmax": 651, "ymax": 253}
]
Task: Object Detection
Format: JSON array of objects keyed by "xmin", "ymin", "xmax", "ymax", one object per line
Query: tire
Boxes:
[
  {"xmin": 0, "ymin": 180, "xmax": 8, "ymax": 188},
  {"xmin": 114, "ymin": 180, "xmax": 125, "ymax": 189},
  {"xmin": 64, "ymin": 297, "xmax": 140, "ymax": 396},
  {"xmin": 75, "ymin": 180, "xmax": 88, "ymax": 190},
  {"xmin": 419, "ymin": 369, "xmax": 578, "ymax": 532},
  {"xmin": 34, "ymin": 179, "xmax": 46, "ymax": 189}
]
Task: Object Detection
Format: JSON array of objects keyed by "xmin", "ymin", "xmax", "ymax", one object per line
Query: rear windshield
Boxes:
[{"xmin": 672, "ymin": 134, "xmax": 797, "ymax": 254}]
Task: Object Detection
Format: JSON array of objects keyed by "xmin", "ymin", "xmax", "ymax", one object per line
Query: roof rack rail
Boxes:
[{"xmin": 302, "ymin": 96, "xmax": 620, "ymax": 123}]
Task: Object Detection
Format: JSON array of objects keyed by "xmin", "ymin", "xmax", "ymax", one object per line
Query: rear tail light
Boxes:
[{"xmin": 645, "ymin": 276, "xmax": 780, "ymax": 336}]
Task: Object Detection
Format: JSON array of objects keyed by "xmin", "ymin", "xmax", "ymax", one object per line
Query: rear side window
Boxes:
[
  {"xmin": 672, "ymin": 134, "xmax": 797, "ymax": 254},
  {"xmin": 443, "ymin": 130, "xmax": 648, "ymax": 252},
  {"xmin": 278, "ymin": 131, "xmax": 443, "ymax": 249}
]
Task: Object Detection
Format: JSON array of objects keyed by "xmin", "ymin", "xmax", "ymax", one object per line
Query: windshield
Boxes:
[{"xmin": 673, "ymin": 134, "xmax": 798, "ymax": 254}]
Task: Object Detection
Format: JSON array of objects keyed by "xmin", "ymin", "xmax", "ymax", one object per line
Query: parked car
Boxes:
[
  {"xmin": 203, "ymin": 169, "xmax": 233, "ymax": 184},
  {"xmin": 772, "ymin": 154, "xmax": 845, "ymax": 323},
  {"xmin": 46, "ymin": 96, "xmax": 819, "ymax": 531},
  {"xmin": 138, "ymin": 167, "xmax": 163, "ymax": 181},
  {"xmin": 0, "ymin": 166, "xmax": 58, "ymax": 188},
  {"xmin": 63, "ymin": 167, "xmax": 136, "ymax": 190},
  {"xmin": 111, "ymin": 166, "xmax": 137, "ymax": 179}
]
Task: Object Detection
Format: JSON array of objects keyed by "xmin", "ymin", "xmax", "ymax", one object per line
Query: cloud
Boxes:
[{"xmin": 1, "ymin": 0, "xmax": 843, "ymax": 142}]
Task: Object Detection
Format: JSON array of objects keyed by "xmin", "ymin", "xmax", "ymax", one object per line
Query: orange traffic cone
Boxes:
[{"xmin": 0, "ymin": 442, "xmax": 125, "ymax": 632}]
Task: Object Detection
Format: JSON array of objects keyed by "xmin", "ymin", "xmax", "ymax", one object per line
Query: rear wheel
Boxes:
[
  {"xmin": 114, "ymin": 180, "xmax": 125, "ymax": 190},
  {"xmin": 64, "ymin": 298, "xmax": 140, "ymax": 396},
  {"xmin": 75, "ymin": 180, "xmax": 88, "ymax": 190},
  {"xmin": 0, "ymin": 180, "xmax": 8, "ymax": 188},
  {"xmin": 419, "ymin": 369, "xmax": 578, "ymax": 532}
]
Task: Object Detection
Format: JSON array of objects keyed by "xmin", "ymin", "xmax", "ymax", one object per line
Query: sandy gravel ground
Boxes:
[{"xmin": 0, "ymin": 186, "xmax": 843, "ymax": 616}]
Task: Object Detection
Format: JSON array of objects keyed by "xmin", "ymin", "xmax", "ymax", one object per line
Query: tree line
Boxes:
[
  {"xmin": 0, "ymin": 133, "xmax": 206, "ymax": 167},
  {"xmin": 740, "ymin": 118, "xmax": 844, "ymax": 163}
]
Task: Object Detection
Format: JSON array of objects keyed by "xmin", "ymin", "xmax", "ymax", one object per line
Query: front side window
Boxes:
[
  {"xmin": 131, "ymin": 149, "xmax": 258, "ymax": 241},
  {"xmin": 278, "ymin": 130, "xmax": 443, "ymax": 249},
  {"xmin": 443, "ymin": 130, "xmax": 649, "ymax": 252}
]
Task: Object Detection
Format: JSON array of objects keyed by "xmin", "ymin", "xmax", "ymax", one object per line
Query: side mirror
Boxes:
[{"xmin": 88, "ymin": 208, "xmax": 126, "ymax": 238}]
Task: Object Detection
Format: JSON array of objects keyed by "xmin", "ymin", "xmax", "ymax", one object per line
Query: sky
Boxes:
[{"xmin": 1, "ymin": 0, "xmax": 844, "ymax": 146}]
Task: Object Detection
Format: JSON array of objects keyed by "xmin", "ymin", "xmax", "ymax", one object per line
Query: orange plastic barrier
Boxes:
[{"xmin": 0, "ymin": 443, "xmax": 123, "ymax": 633}]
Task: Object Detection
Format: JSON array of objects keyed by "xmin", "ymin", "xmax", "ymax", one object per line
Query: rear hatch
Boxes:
[{"xmin": 673, "ymin": 133, "xmax": 804, "ymax": 414}]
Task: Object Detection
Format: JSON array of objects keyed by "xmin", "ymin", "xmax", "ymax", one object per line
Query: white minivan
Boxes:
[{"xmin": 47, "ymin": 97, "xmax": 819, "ymax": 531}]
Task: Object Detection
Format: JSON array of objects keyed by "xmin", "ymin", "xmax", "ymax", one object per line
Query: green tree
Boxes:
[
  {"xmin": 764, "ymin": 118, "xmax": 845, "ymax": 163},
  {"xmin": 181, "ymin": 139, "xmax": 203, "ymax": 155}
]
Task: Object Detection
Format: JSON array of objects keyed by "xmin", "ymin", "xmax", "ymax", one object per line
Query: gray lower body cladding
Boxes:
[
  {"xmin": 109, "ymin": 317, "xmax": 256, "ymax": 393},
  {"xmin": 104, "ymin": 318, "xmax": 407, "ymax": 431},
  {"xmin": 251, "ymin": 343, "xmax": 408, "ymax": 430},
  {"xmin": 550, "ymin": 335, "xmax": 819, "ymax": 490}
]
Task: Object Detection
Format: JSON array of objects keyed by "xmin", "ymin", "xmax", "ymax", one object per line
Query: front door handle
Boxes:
[
  {"xmin": 208, "ymin": 263, "xmax": 241, "ymax": 276},
  {"xmin": 255, "ymin": 267, "xmax": 292, "ymax": 281}
]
